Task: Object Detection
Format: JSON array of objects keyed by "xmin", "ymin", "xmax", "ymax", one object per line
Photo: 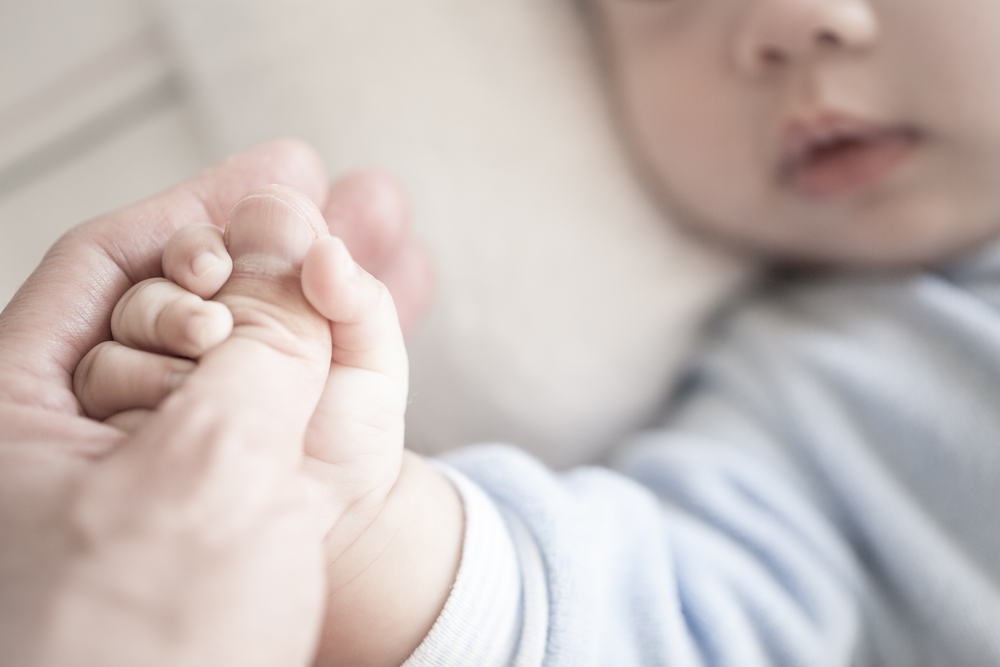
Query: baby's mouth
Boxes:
[{"xmin": 779, "ymin": 116, "xmax": 921, "ymax": 200}]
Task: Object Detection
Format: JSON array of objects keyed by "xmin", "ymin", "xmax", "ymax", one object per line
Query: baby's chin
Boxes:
[
  {"xmin": 669, "ymin": 206, "xmax": 997, "ymax": 271},
  {"xmin": 641, "ymin": 156, "xmax": 1000, "ymax": 269}
]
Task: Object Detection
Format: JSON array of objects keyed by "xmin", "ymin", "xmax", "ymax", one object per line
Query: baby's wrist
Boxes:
[{"xmin": 316, "ymin": 450, "xmax": 464, "ymax": 667}]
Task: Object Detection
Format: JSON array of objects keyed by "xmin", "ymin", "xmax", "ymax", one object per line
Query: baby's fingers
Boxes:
[
  {"xmin": 112, "ymin": 278, "xmax": 233, "ymax": 358},
  {"xmin": 300, "ymin": 236, "xmax": 408, "ymax": 478},
  {"xmin": 302, "ymin": 236, "xmax": 406, "ymax": 378},
  {"xmin": 162, "ymin": 223, "xmax": 233, "ymax": 298},
  {"xmin": 74, "ymin": 341, "xmax": 194, "ymax": 420}
]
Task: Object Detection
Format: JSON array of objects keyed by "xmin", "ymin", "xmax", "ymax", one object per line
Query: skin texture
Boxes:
[
  {"xmin": 0, "ymin": 142, "xmax": 461, "ymax": 667},
  {"xmin": 594, "ymin": 0, "xmax": 1000, "ymax": 266}
]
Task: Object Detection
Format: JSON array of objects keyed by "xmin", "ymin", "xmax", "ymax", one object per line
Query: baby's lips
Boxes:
[{"xmin": 777, "ymin": 112, "xmax": 921, "ymax": 199}]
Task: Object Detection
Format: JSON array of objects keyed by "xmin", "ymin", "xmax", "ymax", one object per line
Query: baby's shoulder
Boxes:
[{"xmin": 693, "ymin": 263, "xmax": 999, "ymax": 386}]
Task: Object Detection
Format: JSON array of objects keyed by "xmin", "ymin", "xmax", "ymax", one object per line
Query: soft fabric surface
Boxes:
[
  {"xmin": 414, "ymin": 245, "xmax": 1000, "ymax": 665},
  {"xmin": 155, "ymin": 0, "xmax": 750, "ymax": 467}
]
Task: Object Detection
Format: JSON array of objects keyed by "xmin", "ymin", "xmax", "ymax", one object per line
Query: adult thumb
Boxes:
[{"xmin": 146, "ymin": 185, "xmax": 333, "ymax": 471}]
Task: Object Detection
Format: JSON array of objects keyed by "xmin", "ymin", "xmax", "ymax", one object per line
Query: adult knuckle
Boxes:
[{"xmin": 73, "ymin": 342, "xmax": 115, "ymax": 416}]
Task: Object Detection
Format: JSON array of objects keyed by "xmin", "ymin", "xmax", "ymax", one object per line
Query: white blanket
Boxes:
[{"xmin": 156, "ymin": 0, "xmax": 751, "ymax": 467}]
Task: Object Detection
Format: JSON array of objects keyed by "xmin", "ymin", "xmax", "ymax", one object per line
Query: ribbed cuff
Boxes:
[{"xmin": 402, "ymin": 462, "xmax": 523, "ymax": 667}]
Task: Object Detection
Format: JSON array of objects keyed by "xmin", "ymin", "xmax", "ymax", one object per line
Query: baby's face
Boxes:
[{"xmin": 595, "ymin": 0, "xmax": 1000, "ymax": 265}]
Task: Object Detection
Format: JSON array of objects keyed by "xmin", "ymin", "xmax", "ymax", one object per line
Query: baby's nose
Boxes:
[{"xmin": 733, "ymin": 0, "xmax": 880, "ymax": 75}]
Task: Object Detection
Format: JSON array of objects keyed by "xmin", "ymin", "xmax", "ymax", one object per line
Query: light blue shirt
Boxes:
[{"xmin": 406, "ymin": 244, "xmax": 1000, "ymax": 666}]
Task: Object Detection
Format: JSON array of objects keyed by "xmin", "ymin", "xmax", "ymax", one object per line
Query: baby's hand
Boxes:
[
  {"xmin": 76, "ymin": 185, "xmax": 409, "ymax": 512},
  {"xmin": 73, "ymin": 222, "xmax": 236, "ymax": 431},
  {"xmin": 77, "ymin": 185, "xmax": 454, "ymax": 664},
  {"xmin": 74, "ymin": 171, "xmax": 428, "ymax": 434}
]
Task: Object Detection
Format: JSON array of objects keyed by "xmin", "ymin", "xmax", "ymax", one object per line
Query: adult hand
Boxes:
[{"xmin": 0, "ymin": 141, "xmax": 430, "ymax": 666}]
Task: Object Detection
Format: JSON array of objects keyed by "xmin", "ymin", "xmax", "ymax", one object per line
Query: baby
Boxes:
[{"xmin": 71, "ymin": 0, "xmax": 1000, "ymax": 664}]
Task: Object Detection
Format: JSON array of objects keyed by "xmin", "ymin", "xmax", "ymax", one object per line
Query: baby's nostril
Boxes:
[
  {"xmin": 762, "ymin": 47, "xmax": 786, "ymax": 65},
  {"xmin": 817, "ymin": 30, "xmax": 841, "ymax": 47}
]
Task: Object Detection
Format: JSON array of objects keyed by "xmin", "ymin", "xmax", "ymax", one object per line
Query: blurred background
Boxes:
[
  {"xmin": 1, "ymin": 0, "xmax": 204, "ymax": 307},
  {"xmin": 1, "ymin": 0, "xmax": 747, "ymax": 467}
]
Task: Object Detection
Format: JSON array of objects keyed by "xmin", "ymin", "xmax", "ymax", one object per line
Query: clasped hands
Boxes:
[{"xmin": 0, "ymin": 141, "xmax": 462, "ymax": 667}]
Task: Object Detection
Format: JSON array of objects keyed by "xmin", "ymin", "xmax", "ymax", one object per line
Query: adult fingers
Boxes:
[
  {"xmin": 74, "ymin": 341, "xmax": 194, "ymax": 420},
  {"xmin": 0, "ymin": 140, "xmax": 328, "ymax": 416},
  {"xmin": 323, "ymin": 171, "xmax": 408, "ymax": 273},
  {"xmin": 322, "ymin": 172, "xmax": 434, "ymax": 335},
  {"xmin": 145, "ymin": 185, "xmax": 334, "ymax": 470},
  {"xmin": 69, "ymin": 188, "xmax": 334, "ymax": 666},
  {"xmin": 103, "ymin": 408, "xmax": 153, "ymax": 435},
  {"xmin": 111, "ymin": 278, "xmax": 232, "ymax": 358},
  {"xmin": 374, "ymin": 242, "xmax": 434, "ymax": 336}
]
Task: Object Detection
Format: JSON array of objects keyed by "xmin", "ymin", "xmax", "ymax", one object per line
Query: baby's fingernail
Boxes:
[{"xmin": 192, "ymin": 251, "xmax": 224, "ymax": 278}]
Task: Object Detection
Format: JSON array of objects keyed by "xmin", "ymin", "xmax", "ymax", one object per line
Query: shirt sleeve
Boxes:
[
  {"xmin": 402, "ymin": 269, "xmax": 1000, "ymax": 666},
  {"xmin": 403, "ymin": 420, "xmax": 863, "ymax": 667}
]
